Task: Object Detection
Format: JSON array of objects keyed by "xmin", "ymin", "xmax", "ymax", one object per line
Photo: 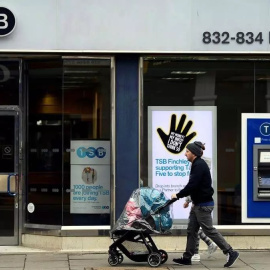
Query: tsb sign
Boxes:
[
  {"xmin": 77, "ymin": 147, "xmax": 107, "ymax": 159},
  {"xmin": 0, "ymin": 7, "xmax": 16, "ymax": 37}
]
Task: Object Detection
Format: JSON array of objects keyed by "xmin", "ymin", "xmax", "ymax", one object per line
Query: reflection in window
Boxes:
[{"xmin": 0, "ymin": 61, "xmax": 19, "ymax": 105}]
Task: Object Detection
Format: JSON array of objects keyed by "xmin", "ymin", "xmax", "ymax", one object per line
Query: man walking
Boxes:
[{"xmin": 171, "ymin": 141, "xmax": 239, "ymax": 268}]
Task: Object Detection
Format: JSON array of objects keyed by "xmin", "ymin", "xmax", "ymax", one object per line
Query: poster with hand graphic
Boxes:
[{"xmin": 148, "ymin": 106, "xmax": 217, "ymax": 223}]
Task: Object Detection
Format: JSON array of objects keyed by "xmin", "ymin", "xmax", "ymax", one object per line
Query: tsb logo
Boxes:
[
  {"xmin": 260, "ymin": 122, "xmax": 270, "ymax": 136},
  {"xmin": 0, "ymin": 7, "xmax": 16, "ymax": 37},
  {"xmin": 77, "ymin": 147, "xmax": 106, "ymax": 158}
]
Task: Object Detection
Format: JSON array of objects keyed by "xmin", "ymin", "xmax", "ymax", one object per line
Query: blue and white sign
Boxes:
[
  {"xmin": 71, "ymin": 140, "xmax": 110, "ymax": 165},
  {"xmin": 259, "ymin": 122, "xmax": 270, "ymax": 136},
  {"xmin": 70, "ymin": 140, "xmax": 110, "ymax": 214},
  {"xmin": 242, "ymin": 114, "xmax": 270, "ymax": 223}
]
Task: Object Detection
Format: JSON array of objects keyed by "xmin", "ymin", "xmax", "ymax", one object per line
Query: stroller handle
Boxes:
[{"xmin": 152, "ymin": 198, "xmax": 177, "ymax": 214}]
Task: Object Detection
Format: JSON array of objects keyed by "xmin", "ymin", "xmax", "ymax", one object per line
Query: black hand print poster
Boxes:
[{"xmin": 148, "ymin": 106, "xmax": 216, "ymax": 220}]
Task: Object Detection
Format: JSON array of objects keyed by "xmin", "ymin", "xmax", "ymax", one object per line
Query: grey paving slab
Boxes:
[
  {"xmin": 247, "ymin": 264, "xmax": 270, "ymax": 270},
  {"xmin": 235, "ymin": 251, "xmax": 270, "ymax": 262},
  {"xmin": 69, "ymin": 253, "xmax": 105, "ymax": 260},
  {"xmin": 26, "ymin": 253, "xmax": 68, "ymax": 261},
  {"xmin": 0, "ymin": 261, "xmax": 25, "ymax": 268},
  {"xmin": 24, "ymin": 269, "xmax": 69, "ymax": 270},
  {"xmin": 0, "ymin": 254, "xmax": 26, "ymax": 268},
  {"xmin": 70, "ymin": 254, "xmax": 109, "ymax": 269},
  {"xmin": 0, "ymin": 268, "xmax": 23, "ymax": 270},
  {"xmin": 0, "ymin": 254, "xmax": 26, "ymax": 260},
  {"xmin": 24, "ymin": 260, "xmax": 69, "ymax": 269},
  {"xmin": 70, "ymin": 260, "xmax": 97, "ymax": 266}
]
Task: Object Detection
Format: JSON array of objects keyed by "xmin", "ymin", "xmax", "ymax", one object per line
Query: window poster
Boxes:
[
  {"xmin": 148, "ymin": 106, "xmax": 217, "ymax": 223},
  {"xmin": 70, "ymin": 140, "xmax": 110, "ymax": 214}
]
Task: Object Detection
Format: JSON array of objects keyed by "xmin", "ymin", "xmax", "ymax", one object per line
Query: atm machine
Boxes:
[{"xmin": 253, "ymin": 145, "xmax": 270, "ymax": 201}]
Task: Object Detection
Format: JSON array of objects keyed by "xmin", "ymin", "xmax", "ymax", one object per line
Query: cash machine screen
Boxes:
[
  {"xmin": 259, "ymin": 151, "xmax": 270, "ymax": 163},
  {"xmin": 260, "ymin": 178, "xmax": 270, "ymax": 185},
  {"xmin": 258, "ymin": 150, "xmax": 270, "ymax": 187}
]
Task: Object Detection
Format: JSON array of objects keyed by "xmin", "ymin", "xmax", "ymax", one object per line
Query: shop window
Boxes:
[
  {"xmin": 26, "ymin": 58, "xmax": 111, "ymax": 226},
  {"xmin": 26, "ymin": 60, "xmax": 63, "ymax": 225},
  {"xmin": 62, "ymin": 59, "xmax": 111, "ymax": 226},
  {"xmin": 141, "ymin": 57, "xmax": 257, "ymax": 225}
]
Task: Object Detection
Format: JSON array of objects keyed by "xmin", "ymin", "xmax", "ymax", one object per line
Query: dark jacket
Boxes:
[{"xmin": 176, "ymin": 157, "xmax": 214, "ymax": 205}]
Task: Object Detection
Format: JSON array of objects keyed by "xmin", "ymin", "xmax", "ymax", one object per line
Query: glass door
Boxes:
[{"xmin": 0, "ymin": 106, "xmax": 21, "ymax": 245}]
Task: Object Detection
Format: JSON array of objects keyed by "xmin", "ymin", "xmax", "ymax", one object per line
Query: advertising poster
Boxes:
[
  {"xmin": 148, "ymin": 106, "xmax": 217, "ymax": 223},
  {"xmin": 70, "ymin": 140, "xmax": 110, "ymax": 214}
]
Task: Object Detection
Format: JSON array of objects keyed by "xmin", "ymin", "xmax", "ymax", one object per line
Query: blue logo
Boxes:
[
  {"xmin": 260, "ymin": 122, "xmax": 270, "ymax": 136},
  {"xmin": 102, "ymin": 206, "xmax": 109, "ymax": 209},
  {"xmin": 77, "ymin": 147, "xmax": 106, "ymax": 158}
]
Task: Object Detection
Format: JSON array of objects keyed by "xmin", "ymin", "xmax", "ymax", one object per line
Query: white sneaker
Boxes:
[
  {"xmin": 208, "ymin": 242, "xmax": 217, "ymax": 256},
  {"xmin": 191, "ymin": 253, "xmax": 200, "ymax": 261}
]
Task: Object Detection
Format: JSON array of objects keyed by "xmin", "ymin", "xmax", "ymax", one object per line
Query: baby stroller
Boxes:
[{"xmin": 108, "ymin": 187, "xmax": 176, "ymax": 267}]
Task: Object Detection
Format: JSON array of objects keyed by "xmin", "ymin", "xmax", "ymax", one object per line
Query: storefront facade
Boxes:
[{"xmin": 1, "ymin": 0, "xmax": 270, "ymax": 250}]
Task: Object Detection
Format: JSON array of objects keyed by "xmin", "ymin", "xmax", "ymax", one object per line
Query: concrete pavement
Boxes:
[{"xmin": 0, "ymin": 246, "xmax": 269, "ymax": 269}]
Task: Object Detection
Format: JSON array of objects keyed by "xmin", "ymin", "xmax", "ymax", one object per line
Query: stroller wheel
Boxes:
[
  {"xmin": 108, "ymin": 254, "xmax": 118, "ymax": 266},
  {"xmin": 147, "ymin": 252, "xmax": 162, "ymax": 267},
  {"xmin": 117, "ymin": 253, "xmax": 124, "ymax": 264},
  {"xmin": 158, "ymin": 249, "xmax": 168, "ymax": 264}
]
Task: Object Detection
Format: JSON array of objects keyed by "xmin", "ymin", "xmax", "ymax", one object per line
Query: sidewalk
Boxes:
[{"xmin": 0, "ymin": 246, "xmax": 269, "ymax": 269}]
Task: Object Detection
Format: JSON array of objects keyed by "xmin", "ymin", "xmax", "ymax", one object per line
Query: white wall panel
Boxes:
[
  {"xmin": 0, "ymin": 0, "xmax": 269, "ymax": 52},
  {"xmin": 0, "ymin": 0, "xmax": 57, "ymax": 50}
]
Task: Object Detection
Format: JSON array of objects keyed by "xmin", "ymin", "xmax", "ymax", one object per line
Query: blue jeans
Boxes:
[{"xmin": 183, "ymin": 205, "xmax": 232, "ymax": 260}]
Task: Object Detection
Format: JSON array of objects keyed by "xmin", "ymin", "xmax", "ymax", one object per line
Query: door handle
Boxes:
[{"xmin": 7, "ymin": 173, "xmax": 17, "ymax": 196}]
